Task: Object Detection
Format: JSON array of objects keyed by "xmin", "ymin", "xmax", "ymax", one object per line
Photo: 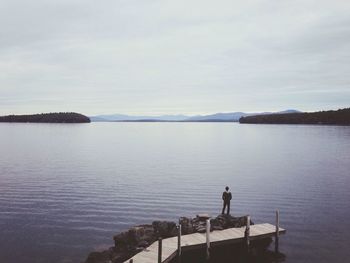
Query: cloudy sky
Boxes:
[{"xmin": 1, "ymin": 0, "xmax": 349, "ymax": 115}]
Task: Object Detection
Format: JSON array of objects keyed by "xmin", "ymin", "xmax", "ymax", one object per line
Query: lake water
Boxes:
[{"xmin": 0, "ymin": 122, "xmax": 350, "ymax": 263}]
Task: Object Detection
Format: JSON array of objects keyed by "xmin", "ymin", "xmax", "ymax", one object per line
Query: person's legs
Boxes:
[
  {"xmin": 227, "ymin": 201, "xmax": 230, "ymax": 215},
  {"xmin": 222, "ymin": 202, "xmax": 228, "ymax": 214}
]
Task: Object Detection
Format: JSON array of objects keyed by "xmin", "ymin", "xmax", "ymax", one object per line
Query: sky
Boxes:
[{"xmin": 1, "ymin": 0, "xmax": 349, "ymax": 115}]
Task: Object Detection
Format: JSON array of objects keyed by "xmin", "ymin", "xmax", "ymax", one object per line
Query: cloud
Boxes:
[{"xmin": 0, "ymin": 0, "xmax": 349, "ymax": 114}]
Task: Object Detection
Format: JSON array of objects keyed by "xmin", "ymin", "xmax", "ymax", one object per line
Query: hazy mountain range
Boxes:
[{"xmin": 90, "ymin": 110, "xmax": 300, "ymax": 122}]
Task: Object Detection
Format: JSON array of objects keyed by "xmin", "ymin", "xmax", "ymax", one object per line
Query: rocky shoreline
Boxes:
[{"xmin": 84, "ymin": 214, "xmax": 253, "ymax": 263}]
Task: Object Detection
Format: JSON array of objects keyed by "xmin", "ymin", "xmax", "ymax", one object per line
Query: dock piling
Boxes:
[
  {"xmin": 245, "ymin": 215, "xmax": 250, "ymax": 251},
  {"xmin": 177, "ymin": 224, "xmax": 182, "ymax": 263},
  {"xmin": 275, "ymin": 210, "xmax": 279, "ymax": 253},
  {"xmin": 158, "ymin": 238, "xmax": 162, "ymax": 263},
  {"xmin": 206, "ymin": 219, "xmax": 210, "ymax": 260}
]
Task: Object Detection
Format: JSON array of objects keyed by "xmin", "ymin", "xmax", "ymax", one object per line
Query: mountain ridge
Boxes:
[{"xmin": 90, "ymin": 110, "xmax": 300, "ymax": 122}]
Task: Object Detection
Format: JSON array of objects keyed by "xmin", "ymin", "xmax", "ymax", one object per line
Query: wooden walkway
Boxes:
[{"xmin": 124, "ymin": 223, "xmax": 286, "ymax": 263}]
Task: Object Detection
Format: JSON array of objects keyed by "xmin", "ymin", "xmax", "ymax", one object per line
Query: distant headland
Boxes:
[
  {"xmin": 239, "ymin": 108, "xmax": 350, "ymax": 125},
  {"xmin": 0, "ymin": 112, "xmax": 91, "ymax": 123}
]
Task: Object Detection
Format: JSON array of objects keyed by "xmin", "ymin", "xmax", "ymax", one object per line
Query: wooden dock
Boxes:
[{"xmin": 124, "ymin": 219, "xmax": 286, "ymax": 263}]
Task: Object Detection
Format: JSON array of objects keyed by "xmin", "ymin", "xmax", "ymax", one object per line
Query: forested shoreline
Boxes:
[
  {"xmin": 239, "ymin": 108, "xmax": 350, "ymax": 125},
  {"xmin": 0, "ymin": 112, "xmax": 90, "ymax": 123}
]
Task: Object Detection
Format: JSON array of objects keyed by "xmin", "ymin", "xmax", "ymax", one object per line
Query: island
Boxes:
[
  {"xmin": 239, "ymin": 108, "xmax": 350, "ymax": 125},
  {"xmin": 0, "ymin": 112, "xmax": 91, "ymax": 123}
]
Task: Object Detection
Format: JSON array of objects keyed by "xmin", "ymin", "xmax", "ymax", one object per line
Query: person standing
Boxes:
[{"xmin": 222, "ymin": 186, "xmax": 232, "ymax": 215}]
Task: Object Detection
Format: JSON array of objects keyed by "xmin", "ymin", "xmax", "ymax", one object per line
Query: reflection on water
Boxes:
[
  {"xmin": 0, "ymin": 123, "xmax": 349, "ymax": 263},
  {"xmin": 181, "ymin": 238, "xmax": 287, "ymax": 263}
]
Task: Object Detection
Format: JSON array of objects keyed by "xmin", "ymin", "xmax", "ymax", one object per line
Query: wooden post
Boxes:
[
  {"xmin": 206, "ymin": 219, "xmax": 210, "ymax": 260},
  {"xmin": 177, "ymin": 224, "xmax": 182, "ymax": 263},
  {"xmin": 158, "ymin": 238, "xmax": 162, "ymax": 263},
  {"xmin": 245, "ymin": 215, "xmax": 250, "ymax": 250},
  {"xmin": 275, "ymin": 210, "xmax": 279, "ymax": 253}
]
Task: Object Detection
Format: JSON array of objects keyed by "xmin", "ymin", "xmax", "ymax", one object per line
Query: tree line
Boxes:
[
  {"xmin": 239, "ymin": 108, "xmax": 350, "ymax": 125},
  {"xmin": 0, "ymin": 112, "xmax": 91, "ymax": 123}
]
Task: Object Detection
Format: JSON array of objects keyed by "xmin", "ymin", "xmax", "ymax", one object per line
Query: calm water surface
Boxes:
[{"xmin": 0, "ymin": 122, "xmax": 349, "ymax": 263}]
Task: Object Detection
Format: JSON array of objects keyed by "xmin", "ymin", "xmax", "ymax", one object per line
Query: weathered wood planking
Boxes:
[{"xmin": 124, "ymin": 223, "xmax": 286, "ymax": 263}]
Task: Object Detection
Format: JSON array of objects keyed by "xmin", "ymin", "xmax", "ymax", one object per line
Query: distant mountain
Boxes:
[
  {"xmin": 185, "ymin": 110, "xmax": 300, "ymax": 122},
  {"xmin": 277, "ymin": 110, "xmax": 301, "ymax": 114},
  {"xmin": 90, "ymin": 114, "xmax": 188, "ymax": 122},
  {"xmin": 90, "ymin": 110, "xmax": 300, "ymax": 122},
  {"xmin": 185, "ymin": 112, "xmax": 247, "ymax": 122},
  {"xmin": 0, "ymin": 112, "xmax": 90, "ymax": 123},
  {"xmin": 239, "ymin": 108, "xmax": 350, "ymax": 125}
]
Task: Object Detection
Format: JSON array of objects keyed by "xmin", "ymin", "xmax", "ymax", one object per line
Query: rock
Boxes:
[
  {"xmin": 193, "ymin": 223, "xmax": 203, "ymax": 231},
  {"xmin": 113, "ymin": 224, "xmax": 155, "ymax": 248},
  {"xmin": 212, "ymin": 225, "xmax": 224, "ymax": 231},
  {"xmin": 113, "ymin": 231, "xmax": 130, "ymax": 248},
  {"xmin": 110, "ymin": 248, "xmax": 133, "ymax": 263},
  {"xmin": 85, "ymin": 251, "xmax": 111, "ymax": 263},
  {"xmin": 137, "ymin": 240, "xmax": 149, "ymax": 248},
  {"xmin": 110, "ymin": 254, "xmax": 123, "ymax": 263},
  {"xmin": 152, "ymin": 221, "xmax": 177, "ymax": 238},
  {"xmin": 210, "ymin": 214, "xmax": 254, "ymax": 230},
  {"xmin": 196, "ymin": 226, "xmax": 206, "ymax": 233},
  {"xmin": 196, "ymin": 213, "xmax": 210, "ymax": 220},
  {"xmin": 179, "ymin": 217, "xmax": 194, "ymax": 234}
]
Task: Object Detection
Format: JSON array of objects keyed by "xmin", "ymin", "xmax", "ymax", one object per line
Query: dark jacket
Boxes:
[{"xmin": 222, "ymin": 191, "xmax": 232, "ymax": 203}]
